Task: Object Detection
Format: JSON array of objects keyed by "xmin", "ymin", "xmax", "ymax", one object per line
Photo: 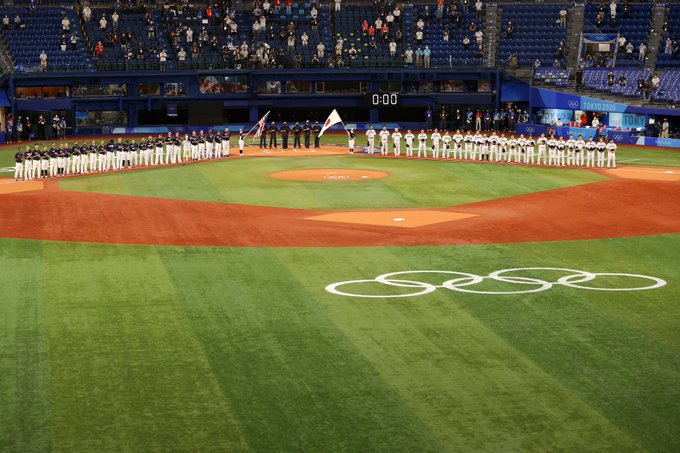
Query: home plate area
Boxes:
[{"xmin": 306, "ymin": 210, "xmax": 479, "ymax": 228}]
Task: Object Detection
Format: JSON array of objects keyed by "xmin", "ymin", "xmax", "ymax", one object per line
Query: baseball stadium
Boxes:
[{"xmin": 1, "ymin": 0, "xmax": 679, "ymax": 452}]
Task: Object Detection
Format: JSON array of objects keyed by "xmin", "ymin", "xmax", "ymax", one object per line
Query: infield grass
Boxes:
[
  {"xmin": 58, "ymin": 155, "xmax": 607, "ymax": 209},
  {"xmin": 1, "ymin": 235, "xmax": 679, "ymax": 452}
]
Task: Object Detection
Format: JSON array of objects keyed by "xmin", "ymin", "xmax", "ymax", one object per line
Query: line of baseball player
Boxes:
[
  {"xmin": 358, "ymin": 127, "xmax": 618, "ymax": 168},
  {"xmin": 12, "ymin": 130, "xmax": 247, "ymax": 180}
]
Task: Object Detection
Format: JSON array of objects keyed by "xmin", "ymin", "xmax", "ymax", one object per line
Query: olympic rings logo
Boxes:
[
  {"xmin": 325, "ymin": 268, "xmax": 667, "ymax": 298},
  {"xmin": 568, "ymin": 101, "xmax": 580, "ymax": 109},
  {"xmin": 614, "ymin": 134, "xmax": 624, "ymax": 141},
  {"xmin": 526, "ymin": 127, "xmax": 535, "ymax": 134}
]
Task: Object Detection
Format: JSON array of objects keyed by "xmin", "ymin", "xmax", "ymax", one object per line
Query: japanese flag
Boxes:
[{"xmin": 319, "ymin": 109, "xmax": 343, "ymax": 137}]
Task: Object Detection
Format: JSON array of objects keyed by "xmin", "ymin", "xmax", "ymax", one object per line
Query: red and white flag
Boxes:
[
  {"xmin": 319, "ymin": 109, "xmax": 344, "ymax": 137},
  {"xmin": 253, "ymin": 111, "xmax": 270, "ymax": 138}
]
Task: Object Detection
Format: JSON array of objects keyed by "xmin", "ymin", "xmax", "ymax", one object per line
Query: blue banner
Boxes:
[
  {"xmin": 629, "ymin": 136, "xmax": 680, "ymax": 148},
  {"xmin": 554, "ymin": 126, "xmax": 598, "ymax": 140},
  {"xmin": 608, "ymin": 113, "xmax": 646, "ymax": 129},
  {"xmin": 515, "ymin": 123, "xmax": 547, "ymax": 136},
  {"xmin": 540, "ymin": 109, "xmax": 574, "ymax": 125},
  {"xmin": 607, "ymin": 130, "xmax": 630, "ymax": 143}
]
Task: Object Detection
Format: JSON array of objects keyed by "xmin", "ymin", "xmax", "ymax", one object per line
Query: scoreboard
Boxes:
[{"xmin": 365, "ymin": 92, "xmax": 400, "ymax": 107}]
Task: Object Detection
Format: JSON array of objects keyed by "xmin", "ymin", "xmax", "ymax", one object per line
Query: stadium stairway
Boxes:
[
  {"xmin": 484, "ymin": 3, "xmax": 499, "ymax": 67},
  {"xmin": 644, "ymin": 3, "xmax": 667, "ymax": 70},
  {"xmin": 565, "ymin": 4, "xmax": 584, "ymax": 70}
]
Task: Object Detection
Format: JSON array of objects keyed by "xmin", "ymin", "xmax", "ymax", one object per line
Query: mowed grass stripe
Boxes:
[
  {"xmin": 41, "ymin": 242, "xmax": 249, "ymax": 452},
  {"xmin": 157, "ymin": 247, "xmax": 443, "ymax": 452},
  {"xmin": 0, "ymin": 240, "xmax": 52, "ymax": 452},
  {"xmin": 275, "ymin": 247, "xmax": 643, "ymax": 451},
  {"xmin": 383, "ymin": 238, "xmax": 680, "ymax": 452},
  {"xmin": 59, "ymin": 155, "xmax": 606, "ymax": 210}
]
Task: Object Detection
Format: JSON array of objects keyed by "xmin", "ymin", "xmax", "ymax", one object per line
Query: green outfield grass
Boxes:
[
  {"xmin": 58, "ymin": 155, "xmax": 607, "ymax": 209},
  {"xmin": 1, "ymin": 234, "xmax": 678, "ymax": 452}
]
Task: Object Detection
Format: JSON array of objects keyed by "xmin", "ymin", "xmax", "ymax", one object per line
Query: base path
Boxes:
[{"xmin": 0, "ymin": 176, "xmax": 678, "ymax": 247}]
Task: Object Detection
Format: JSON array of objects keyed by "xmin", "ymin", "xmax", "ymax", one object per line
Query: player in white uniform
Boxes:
[
  {"xmin": 606, "ymin": 138, "xmax": 617, "ymax": 168},
  {"xmin": 536, "ymin": 134, "xmax": 547, "ymax": 165},
  {"xmin": 575, "ymin": 135, "xmax": 585, "ymax": 166},
  {"xmin": 488, "ymin": 133, "xmax": 499, "ymax": 162},
  {"xmin": 585, "ymin": 137, "xmax": 596, "ymax": 167},
  {"xmin": 391, "ymin": 128, "xmax": 402, "ymax": 156},
  {"xmin": 452, "ymin": 130, "xmax": 463, "ymax": 159},
  {"xmin": 479, "ymin": 135, "xmax": 489, "ymax": 161},
  {"xmin": 379, "ymin": 127, "xmax": 390, "ymax": 156},
  {"xmin": 516, "ymin": 135, "xmax": 527, "ymax": 163},
  {"xmin": 472, "ymin": 132, "xmax": 483, "ymax": 160},
  {"xmin": 566, "ymin": 134, "xmax": 576, "ymax": 166},
  {"xmin": 430, "ymin": 129, "xmax": 441, "ymax": 158},
  {"xmin": 507, "ymin": 136, "xmax": 518, "ymax": 163},
  {"xmin": 442, "ymin": 131, "xmax": 451, "ymax": 158},
  {"xmin": 547, "ymin": 136, "xmax": 558, "ymax": 165},
  {"xmin": 404, "ymin": 130, "xmax": 415, "ymax": 157},
  {"xmin": 596, "ymin": 138, "xmax": 607, "ymax": 167},
  {"xmin": 182, "ymin": 134, "xmax": 191, "ymax": 161},
  {"xmin": 556, "ymin": 137, "xmax": 567, "ymax": 166},
  {"xmin": 365, "ymin": 125, "xmax": 376, "ymax": 155},
  {"xmin": 417, "ymin": 130, "xmax": 428, "ymax": 157},
  {"xmin": 348, "ymin": 129, "xmax": 356, "ymax": 153},
  {"xmin": 463, "ymin": 131, "xmax": 473, "ymax": 159},
  {"xmin": 498, "ymin": 134, "xmax": 508, "ymax": 162}
]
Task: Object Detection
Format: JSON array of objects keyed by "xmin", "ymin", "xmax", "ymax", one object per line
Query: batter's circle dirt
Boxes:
[{"xmin": 269, "ymin": 169, "xmax": 390, "ymax": 182}]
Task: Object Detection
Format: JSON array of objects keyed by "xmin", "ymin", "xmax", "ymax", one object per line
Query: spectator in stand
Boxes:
[
  {"xmin": 651, "ymin": 73, "xmax": 660, "ymax": 89},
  {"xmin": 362, "ymin": 20, "xmax": 369, "ymax": 34},
  {"xmin": 288, "ymin": 34, "xmax": 295, "ymax": 53},
  {"xmin": 112, "ymin": 11, "xmax": 119, "ymax": 28},
  {"xmin": 39, "ymin": 50, "xmax": 47, "ymax": 71},
  {"xmin": 335, "ymin": 0, "xmax": 342, "ymax": 12},
  {"xmin": 619, "ymin": 73, "xmax": 627, "ymax": 86},
  {"xmin": 415, "ymin": 46, "xmax": 423, "ymax": 67},
  {"xmin": 393, "ymin": 7, "xmax": 401, "ymax": 23},
  {"xmin": 506, "ymin": 21, "xmax": 513, "ymax": 39},
  {"xmin": 178, "ymin": 48, "xmax": 186, "ymax": 63},
  {"xmin": 423, "ymin": 46, "xmax": 431, "ymax": 68},
  {"xmin": 534, "ymin": 58, "xmax": 541, "ymax": 68},
  {"xmin": 607, "ymin": 70, "xmax": 615, "ymax": 86},
  {"xmin": 2, "ymin": 15, "xmax": 8, "ymax": 30},
  {"xmin": 559, "ymin": 7, "xmax": 567, "ymax": 27},
  {"xmin": 386, "ymin": 11, "xmax": 394, "ymax": 28},
  {"xmin": 70, "ymin": 34, "xmax": 77, "ymax": 50},
  {"xmin": 389, "ymin": 39, "xmax": 397, "ymax": 57},
  {"xmin": 639, "ymin": 43, "xmax": 647, "ymax": 61},
  {"xmin": 475, "ymin": 0, "xmax": 483, "ymax": 21},
  {"xmin": 463, "ymin": 35, "xmax": 470, "ymax": 50},
  {"xmin": 404, "ymin": 47, "xmax": 413, "ymax": 67},
  {"xmin": 60, "ymin": 35, "xmax": 67, "ymax": 52},
  {"xmin": 416, "ymin": 18, "xmax": 424, "ymax": 31},
  {"xmin": 475, "ymin": 29, "xmax": 483, "ymax": 49},
  {"xmin": 637, "ymin": 76, "xmax": 646, "ymax": 99},
  {"xmin": 443, "ymin": 26, "xmax": 449, "ymax": 42},
  {"xmin": 609, "ymin": 0, "xmax": 616, "ymax": 21},
  {"xmin": 617, "ymin": 35, "xmax": 626, "ymax": 50},
  {"xmin": 82, "ymin": 4, "xmax": 91, "ymax": 23},
  {"xmin": 286, "ymin": 0, "xmax": 292, "ymax": 14},
  {"xmin": 99, "ymin": 14, "xmax": 107, "ymax": 29},
  {"xmin": 665, "ymin": 38, "xmax": 673, "ymax": 56},
  {"xmin": 301, "ymin": 32, "xmax": 308, "ymax": 47},
  {"xmin": 310, "ymin": 5, "xmax": 318, "ymax": 20},
  {"xmin": 95, "ymin": 41, "xmax": 104, "ymax": 57},
  {"xmin": 316, "ymin": 41, "xmax": 325, "ymax": 59},
  {"xmin": 61, "ymin": 15, "xmax": 70, "ymax": 32},
  {"xmin": 159, "ymin": 49, "xmax": 167, "ymax": 70},
  {"xmin": 415, "ymin": 29, "xmax": 423, "ymax": 46},
  {"xmin": 368, "ymin": 24, "xmax": 376, "ymax": 39},
  {"xmin": 625, "ymin": 41, "xmax": 633, "ymax": 56}
]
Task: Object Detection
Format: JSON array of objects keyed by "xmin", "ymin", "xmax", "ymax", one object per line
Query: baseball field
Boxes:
[{"xmin": 1, "ymin": 135, "xmax": 679, "ymax": 452}]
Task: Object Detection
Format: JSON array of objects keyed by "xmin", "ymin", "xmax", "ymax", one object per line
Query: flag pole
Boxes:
[{"xmin": 243, "ymin": 110, "xmax": 270, "ymax": 139}]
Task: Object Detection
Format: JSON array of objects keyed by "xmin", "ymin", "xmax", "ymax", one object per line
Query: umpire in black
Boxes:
[
  {"xmin": 293, "ymin": 122, "xmax": 302, "ymax": 149},
  {"xmin": 312, "ymin": 121, "xmax": 321, "ymax": 148},
  {"xmin": 268, "ymin": 122, "xmax": 278, "ymax": 149},
  {"xmin": 280, "ymin": 122, "xmax": 290, "ymax": 149},
  {"xmin": 303, "ymin": 120, "xmax": 311, "ymax": 148}
]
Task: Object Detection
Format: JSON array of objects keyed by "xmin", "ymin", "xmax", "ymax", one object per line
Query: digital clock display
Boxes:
[{"xmin": 366, "ymin": 92, "xmax": 400, "ymax": 106}]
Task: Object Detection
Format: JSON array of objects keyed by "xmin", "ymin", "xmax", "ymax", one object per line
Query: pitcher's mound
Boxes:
[{"xmin": 269, "ymin": 169, "xmax": 389, "ymax": 182}]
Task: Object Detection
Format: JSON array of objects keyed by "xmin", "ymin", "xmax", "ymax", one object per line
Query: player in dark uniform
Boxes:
[
  {"xmin": 259, "ymin": 122, "xmax": 268, "ymax": 148},
  {"xmin": 280, "ymin": 122, "xmax": 290, "ymax": 149},
  {"xmin": 312, "ymin": 121, "xmax": 321, "ymax": 148},
  {"xmin": 223, "ymin": 129, "xmax": 231, "ymax": 157},
  {"xmin": 14, "ymin": 147, "xmax": 23, "ymax": 180},
  {"xmin": 214, "ymin": 131, "xmax": 222, "ymax": 158},
  {"xmin": 303, "ymin": 120, "xmax": 311, "ymax": 148},
  {"xmin": 268, "ymin": 122, "xmax": 278, "ymax": 150}
]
